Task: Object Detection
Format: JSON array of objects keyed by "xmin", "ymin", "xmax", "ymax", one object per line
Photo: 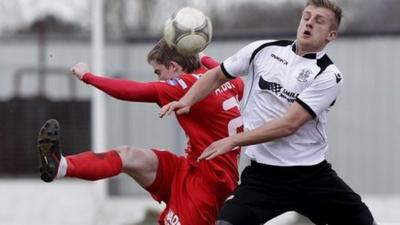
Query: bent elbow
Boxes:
[
  {"xmin": 282, "ymin": 122, "xmax": 301, "ymax": 136},
  {"xmin": 283, "ymin": 126, "xmax": 296, "ymax": 136}
]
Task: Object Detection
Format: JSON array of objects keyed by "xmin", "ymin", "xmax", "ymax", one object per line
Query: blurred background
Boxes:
[{"xmin": 0, "ymin": 0, "xmax": 399, "ymax": 224}]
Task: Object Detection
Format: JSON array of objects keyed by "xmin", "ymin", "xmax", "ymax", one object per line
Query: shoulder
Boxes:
[
  {"xmin": 161, "ymin": 73, "xmax": 200, "ymax": 90},
  {"xmin": 254, "ymin": 39, "xmax": 293, "ymax": 47},
  {"xmin": 314, "ymin": 54, "xmax": 343, "ymax": 84},
  {"xmin": 243, "ymin": 40, "xmax": 293, "ymax": 52},
  {"xmin": 226, "ymin": 39, "xmax": 293, "ymax": 64},
  {"xmin": 154, "ymin": 76, "xmax": 190, "ymax": 89},
  {"xmin": 247, "ymin": 40, "xmax": 294, "ymax": 62}
]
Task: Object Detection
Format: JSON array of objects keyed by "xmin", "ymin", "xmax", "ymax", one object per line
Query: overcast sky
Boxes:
[
  {"xmin": 0, "ymin": 0, "xmax": 307, "ymax": 33},
  {"xmin": 3, "ymin": 0, "xmax": 391, "ymax": 36},
  {"xmin": 0, "ymin": 0, "xmax": 89, "ymax": 32}
]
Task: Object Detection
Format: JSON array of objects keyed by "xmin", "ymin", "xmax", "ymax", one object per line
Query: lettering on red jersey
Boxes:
[
  {"xmin": 215, "ymin": 81, "xmax": 236, "ymax": 95},
  {"xmin": 164, "ymin": 209, "xmax": 181, "ymax": 225},
  {"xmin": 222, "ymin": 96, "xmax": 243, "ymax": 152}
]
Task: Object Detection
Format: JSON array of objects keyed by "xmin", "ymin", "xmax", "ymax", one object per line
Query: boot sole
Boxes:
[{"xmin": 37, "ymin": 119, "xmax": 61, "ymax": 183}]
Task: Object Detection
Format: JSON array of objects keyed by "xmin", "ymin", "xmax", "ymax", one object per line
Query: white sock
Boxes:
[{"xmin": 56, "ymin": 156, "xmax": 68, "ymax": 178}]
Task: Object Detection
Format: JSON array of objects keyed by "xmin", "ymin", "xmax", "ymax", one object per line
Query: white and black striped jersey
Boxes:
[{"xmin": 221, "ymin": 40, "xmax": 343, "ymax": 166}]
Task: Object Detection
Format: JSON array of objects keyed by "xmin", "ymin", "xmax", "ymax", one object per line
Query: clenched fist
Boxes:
[{"xmin": 71, "ymin": 62, "xmax": 90, "ymax": 80}]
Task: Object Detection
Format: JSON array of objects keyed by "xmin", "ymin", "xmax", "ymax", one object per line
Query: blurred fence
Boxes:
[
  {"xmin": 0, "ymin": 65, "xmax": 91, "ymax": 176},
  {"xmin": 0, "ymin": 97, "xmax": 91, "ymax": 175}
]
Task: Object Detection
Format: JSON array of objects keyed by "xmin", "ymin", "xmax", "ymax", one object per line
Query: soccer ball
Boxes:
[{"xmin": 164, "ymin": 7, "xmax": 213, "ymax": 56}]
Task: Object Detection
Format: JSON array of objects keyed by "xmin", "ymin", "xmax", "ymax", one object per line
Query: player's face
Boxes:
[
  {"xmin": 150, "ymin": 61, "xmax": 181, "ymax": 81},
  {"xmin": 296, "ymin": 5, "xmax": 337, "ymax": 53}
]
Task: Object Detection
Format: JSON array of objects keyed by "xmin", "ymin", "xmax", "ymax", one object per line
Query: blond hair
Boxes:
[{"xmin": 307, "ymin": 0, "xmax": 343, "ymax": 30}]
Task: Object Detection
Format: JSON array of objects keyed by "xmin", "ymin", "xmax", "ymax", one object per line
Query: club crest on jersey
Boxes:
[
  {"xmin": 297, "ymin": 69, "xmax": 312, "ymax": 82},
  {"xmin": 166, "ymin": 79, "xmax": 178, "ymax": 86}
]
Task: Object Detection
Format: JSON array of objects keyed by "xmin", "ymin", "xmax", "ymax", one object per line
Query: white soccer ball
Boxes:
[{"xmin": 164, "ymin": 7, "xmax": 213, "ymax": 56}]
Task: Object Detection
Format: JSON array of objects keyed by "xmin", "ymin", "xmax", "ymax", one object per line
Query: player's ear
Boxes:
[
  {"xmin": 170, "ymin": 61, "xmax": 181, "ymax": 72},
  {"xmin": 327, "ymin": 30, "xmax": 337, "ymax": 42}
]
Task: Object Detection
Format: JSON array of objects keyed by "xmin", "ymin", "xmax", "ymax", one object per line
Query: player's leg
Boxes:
[
  {"xmin": 66, "ymin": 145, "xmax": 158, "ymax": 187},
  {"xmin": 116, "ymin": 145, "xmax": 158, "ymax": 188},
  {"xmin": 142, "ymin": 150, "xmax": 182, "ymax": 223},
  {"xmin": 300, "ymin": 189, "xmax": 375, "ymax": 225},
  {"xmin": 297, "ymin": 161, "xmax": 375, "ymax": 225},
  {"xmin": 37, "ymin": 119, "xmax": 158, "ymax": 186},
  {"xmin": 216, "ymin": 163, "xmax": 289, "ymax": 225},
  {"xmin": 215, "ymin": 188, "xmax": 286, "ymax": 225},
  {"xmin": 215, "ymin": 202, "xmax": 262, "ymax": 225},
  {"xmin": 38, "ymin": 119, "xmax": 123, "ymax": 182}
]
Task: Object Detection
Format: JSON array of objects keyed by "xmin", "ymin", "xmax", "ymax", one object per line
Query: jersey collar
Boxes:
[{"xmin": 291, "ymin": 42, "xmax": 325, "ymax": 59}]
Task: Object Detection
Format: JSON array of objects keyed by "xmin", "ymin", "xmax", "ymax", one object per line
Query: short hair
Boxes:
[
  {"xmin": 306, "ymin": 0, "xmax": 343, "ymax": 30},
  {"xmin": 147, "ymin": 39, "xmax": 200, "ymax": 73}
]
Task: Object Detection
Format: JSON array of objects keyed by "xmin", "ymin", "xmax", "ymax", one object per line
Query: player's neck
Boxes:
[{"xmin": 295, "ymin": 43, "xmax": 324, "ymax": 57}]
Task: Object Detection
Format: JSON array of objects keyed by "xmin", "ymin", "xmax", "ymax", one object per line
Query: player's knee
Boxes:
[
  {"xmin": 115, "ymin": 146, "xmax": 142, "ymax": 167},
  {"xmin": 114, "ymin": 145, "xmax": 131, "ymax": 153},
  {"xmin": 215, "ymin": 220, "xmax": 234, "ymax": 225},
  {"xmin": 115, "ymin": 146, "xmax": 156, "ymax": 173}
]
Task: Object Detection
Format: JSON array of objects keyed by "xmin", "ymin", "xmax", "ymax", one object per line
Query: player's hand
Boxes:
[
  {"xmin": 71, "ymin": 62, "xmax": 90, "ymax": 80},
  {"xmin": 197, "ymin": 137, "xmax": 236, "ymax": 161},
  {"xmin": 159, "ymin": 101, "xmax": 191, "ymax": 118}
]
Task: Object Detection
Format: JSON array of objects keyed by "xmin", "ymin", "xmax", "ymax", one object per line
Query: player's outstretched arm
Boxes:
[
  {"xmin": 159, "ymin": 66, "xmax": 229, "ymax": 117},
  {"xmin": 70, "ymin": 62, "xmax": 159, "ymax": 103}
]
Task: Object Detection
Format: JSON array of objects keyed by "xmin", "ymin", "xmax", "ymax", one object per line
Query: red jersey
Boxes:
[
  {"xmin": 158, "ymin": 70, "xmax": 244, "ymax": 175},
  {"xmin": 82, "ymin": 56, "xmax": 244, "ymax": 158}
]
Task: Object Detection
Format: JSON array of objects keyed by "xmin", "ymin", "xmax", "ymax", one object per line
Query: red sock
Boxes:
[{"xmin": 66, "ymin": 150, "xmax": 122, "ymax": 181}]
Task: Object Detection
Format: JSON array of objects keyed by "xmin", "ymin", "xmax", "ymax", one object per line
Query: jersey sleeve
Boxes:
[
  {"xmin": 296, "ymin": 69, "xmax": 343, "ymax": 118},
  {"xmin": 221, "ymin": 40, "xmax": 273, "ymax": 79},
  {"xmin": 200, "ymin": 54, "xmax": 220, "ymax": 69},
  {"xmin": 230, "ymin": 78, "xmax": 245, "ymax": 101},
  {"xmin": 82, "ymin": 72, "xmax": 160, "ymax": 103}
]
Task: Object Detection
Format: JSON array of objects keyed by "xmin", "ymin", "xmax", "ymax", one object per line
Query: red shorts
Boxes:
[{"xmin": 145, "ymin": 149, "xmax": 238, "ymax": 225}]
